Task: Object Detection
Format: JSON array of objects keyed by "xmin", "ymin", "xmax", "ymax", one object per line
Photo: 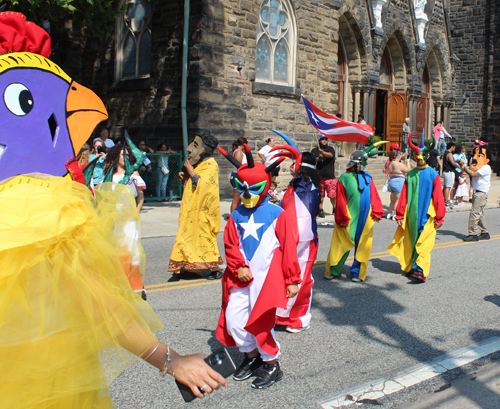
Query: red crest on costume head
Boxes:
[
  {"xmin": 0, "ymin": 12, "xmax": 51, "ymax": 56},
  {"xmin": 270, "ymin": 144, "xmax": 302, "ymax": 172},
  {"xmin": 217, "ymin": 143, "xmax": 284, "ymax": 208}
]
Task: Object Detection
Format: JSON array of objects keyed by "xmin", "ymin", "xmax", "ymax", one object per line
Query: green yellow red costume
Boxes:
[
  {"xmin": 325, "ymin": 145, "xmax": 386, "ymax": 281},
  {"xmin": 387, "ymin": 132, "xmax": 446, "ymax": 282},
  {"xmin": 387, "ymin": 165, "xmax": 445, "ymax": 281}
]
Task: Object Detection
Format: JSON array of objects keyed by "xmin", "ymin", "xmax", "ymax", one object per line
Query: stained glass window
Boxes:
[
  {"xmin": 117, "ymin": 0, "xmax": 152, "ymax": 80},
  {"xmin": 256, "ymin": 0, "xmax": 295, "ymax": 85},
  {"xmin": 256, "ymin": 36, "xmax": 272, "ymax": 81},
  {"xmin": 274, "ymin": 39, "xmax": 288, "ymax": 82}
]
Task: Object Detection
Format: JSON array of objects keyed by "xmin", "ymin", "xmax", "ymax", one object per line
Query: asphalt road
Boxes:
[{"xmin": 109, "ymin": 208, "xmax": 500, "ymax": 408}]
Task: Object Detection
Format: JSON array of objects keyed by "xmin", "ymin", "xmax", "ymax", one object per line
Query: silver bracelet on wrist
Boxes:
[
  {"xmin": 159, "ymin": 345, "xmax": 175, "ymax": 378},
  {"xmin": 144, "ymin": 341, "xmax": 160, "ymax": 361}
]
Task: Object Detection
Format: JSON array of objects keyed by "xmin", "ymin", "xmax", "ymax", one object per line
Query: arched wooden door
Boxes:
[{"xmin": 386, "ymin": 92, "xmax": 407, "ymax": 147}]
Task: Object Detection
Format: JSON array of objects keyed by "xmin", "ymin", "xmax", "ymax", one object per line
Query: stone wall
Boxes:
[
  {"xmin": 448, "ymin": 0, "xmax": 500, "ymax": 171},
  {"xmin": 55, "ymin": 0, "xmax": 460, "ymax": 195}
]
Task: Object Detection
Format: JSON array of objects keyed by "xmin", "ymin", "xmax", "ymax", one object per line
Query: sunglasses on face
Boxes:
[{"xmin": 234, "ymin": 178, "xmax": 267, "ymax": 195}]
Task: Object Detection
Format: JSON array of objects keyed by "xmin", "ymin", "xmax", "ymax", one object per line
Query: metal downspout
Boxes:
[{"xmin": 181, "ymin": 0, "xmax": 190, "ymax": 156}]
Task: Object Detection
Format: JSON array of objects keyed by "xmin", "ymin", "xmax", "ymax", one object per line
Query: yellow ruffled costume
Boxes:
[
  {"xmin": 387, "ymin": 201, "xmax": 437, "ymax": 278},
  {"xmin": 0, "ymin": 175, "xmax": 163, "ymax": 409},
  {"xmin": 169, "ymin": 158, "xmax": 223, "ymax": 272}
]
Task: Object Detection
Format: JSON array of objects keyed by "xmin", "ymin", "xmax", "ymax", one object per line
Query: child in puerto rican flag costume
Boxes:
[
  {"xmin": 215, "ymin": 144, "xmax": 301, "ymax": 390},
  {"xmin": 269, "ymin": 130, "xmax": 320, "ymax": 333}
]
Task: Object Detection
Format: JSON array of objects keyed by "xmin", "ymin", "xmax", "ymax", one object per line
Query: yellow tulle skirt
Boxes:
[{"xmin": 0, "ymin": 174, "xmax": 163, "ymax": 409}]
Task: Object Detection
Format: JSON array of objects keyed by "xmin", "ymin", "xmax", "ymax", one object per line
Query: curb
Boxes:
[{"xmin": 318, "ymin": 336, "xmax": 500, "ymax": 408}]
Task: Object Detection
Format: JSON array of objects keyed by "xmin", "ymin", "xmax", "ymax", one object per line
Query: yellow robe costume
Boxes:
[
  {"xmin": 169, "ymin": 157, "xmax": 223, "ymax": 272},
  {"xmin": 0, "ymin": 175, "xmax": 163, "ymax": 409}
]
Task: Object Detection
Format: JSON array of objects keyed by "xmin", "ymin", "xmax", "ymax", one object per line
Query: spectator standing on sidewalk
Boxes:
[
  {"xmin": 99, "ymin": 127, "xmax": 115, "ymax": 150},
  {"xmin": 402, "ymin": 118, "xmax": 411, "ymax": 153},
  {"xmin": 386, "ymin": 151, "xmax": 411, "ymax": 220},
  {"xmin": 451, "ymin": 145, "xmax": 467, "ymax": 203},
  {"xmin": 433, "ymin": 121, "xmax": 453, "ymax": 156},
  {"xmin": 258, "ymin": 137, "xmax": 280, "ymax": 182},
  {"xmin": 462, "ymin": 146, "xmax": 491, "ymax": 241},
  {"xmin": 356, "ymin": 114, "xmax": 366, "ymax": 150},
  {"xmin": 155, "ymin": 143, "xmax": 170, "ymax": 201},
  {"xmin": 442, "ymin": 142, "xmax": 460, "ymax": 207},
  {"xmin": 425, "ymin": 141, "xmax": 442, "ymax": 173},
  {"xmin": 311, "ymin": 136, "xmax": 337, "ymax": 218}
]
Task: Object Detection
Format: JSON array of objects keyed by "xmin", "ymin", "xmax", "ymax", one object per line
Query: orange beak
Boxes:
[{"xmin": 66, "ymin": 81, "xmax": 108, "ymax": 153}]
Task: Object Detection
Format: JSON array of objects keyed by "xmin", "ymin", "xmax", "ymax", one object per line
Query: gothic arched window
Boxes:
[
  {"xmin": 116, "ymin": 0, "xmax": 152, "ymax": 80},
  {"xmin": 256, "ymin": 0, "xmax": 296, "ymax": 86}
]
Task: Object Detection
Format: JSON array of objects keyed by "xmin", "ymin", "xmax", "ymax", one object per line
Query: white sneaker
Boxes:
[
  {"xmin": 392, "ymin": 215, "xmax": 397, "ymax": 221},
  {"xmin": 351, "ymin": 277, "xmax": 362, "ymax": 282},
  {"xmin": 386, "ymin": 213, "xmax": 393, "ymax": 219},
  {"xmin": 286, "ymin": 326, "xmax": 309, "ymax": 333}
]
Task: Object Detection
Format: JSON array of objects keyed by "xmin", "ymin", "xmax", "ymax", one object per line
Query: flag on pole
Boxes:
[{"xmin": 302, "ymin": 96, "xmax": 373, "ymax": 143}]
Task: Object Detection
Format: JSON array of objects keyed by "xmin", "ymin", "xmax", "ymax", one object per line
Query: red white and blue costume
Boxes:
[
  {"xmin": 276, "ymin": 178, "xmax": 319, "ymax": 330},
  {"xmin": 265, "ymin": 132, "xmax": 320, "ymax": 331},
  {"xmin": 215, "ymin": 144, "xmax": 301, "ymax": 361}
]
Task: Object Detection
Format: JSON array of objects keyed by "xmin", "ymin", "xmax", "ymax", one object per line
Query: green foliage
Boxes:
[
  {"xmin": 366, "ymin": 134, "xmax": 382, "ymax": 146},
  {"xmin": 454, "ymin": 140, "xmax": 470, "ymax": 150},
  {"xmin": 424, "ymin": 138, "xmax": 434, "ymax": 148},
  {"xmin": 6, "ymin": 0, "xmax": 123, "ymax": 40}
]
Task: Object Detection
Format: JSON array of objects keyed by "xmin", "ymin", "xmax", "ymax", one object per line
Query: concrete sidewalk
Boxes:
[{"xmin": 140, "ymin": 178, "xmax": 500, "ymax": 239}]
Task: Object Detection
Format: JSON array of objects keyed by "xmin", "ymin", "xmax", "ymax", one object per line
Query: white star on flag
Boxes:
[{"xmin": 239, "ymin": 214, "xmax": 264, "ymax": 241}]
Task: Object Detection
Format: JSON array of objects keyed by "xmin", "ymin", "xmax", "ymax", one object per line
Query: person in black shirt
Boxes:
[
  {"xmin": 425, "ymin": 145, "xmax": 441, "ymax": 173},
  {"xmin": 311, "ymin": 136, "xmax": 337, "ymax": 217}
]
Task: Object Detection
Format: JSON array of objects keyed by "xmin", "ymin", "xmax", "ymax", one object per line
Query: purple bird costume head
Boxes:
[{"xmin": 0, "ymin": 12, "xmax": 108, "ymax": 181}]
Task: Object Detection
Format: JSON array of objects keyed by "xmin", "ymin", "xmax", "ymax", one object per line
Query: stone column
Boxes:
[
  {"xmin": 365, "ymin": 87, "xmax": 376, "ymax": 127},
  {"xmin": 354, "ymin": 89, "xmax": 361, "ymax": 122},
  {"xmin": 361, "ymin": 89, "xmax": 370, "ymax": 124},
  {"xmin": 443, "ymin": 104, "xmax": 449, "ymax": 129},
  {"xmin": 435, "ymin": 102, "xmax": 442, "ymax": 122}
]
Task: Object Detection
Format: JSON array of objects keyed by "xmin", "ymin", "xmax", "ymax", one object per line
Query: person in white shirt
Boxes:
[
  {"xmin": 402, "ymin": 118, "xmax": 410, "ymax": 153},
  {"xmin": 258, "ymin": 138, "xmax": 280, "ymax": 181},
  {"xmin": 462, "ymin": 146, "xmax": 491, "ymax": 241},
  {"xmin": 99, "ymin": 128, "xmax": 115, "ymax": 150}
]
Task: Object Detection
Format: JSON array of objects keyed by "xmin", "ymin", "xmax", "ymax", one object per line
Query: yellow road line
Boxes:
[
  {"xmin": 147, "ymin": 236, "xmax": 500, "ymax": 294},
  {"xmin": 147, "ymin": 281, "xmax": 220, "ymax": 293},
  {"xmin": 145, "ymin": 278, "xmax": 207, "ymax": 289}
]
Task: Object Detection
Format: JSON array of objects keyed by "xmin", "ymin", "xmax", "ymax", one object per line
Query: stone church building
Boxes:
[{"xmin": 55, "ymin": 0, "xmax": 498, "ymax": 191}]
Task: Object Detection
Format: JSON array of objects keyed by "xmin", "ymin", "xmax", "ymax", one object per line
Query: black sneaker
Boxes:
[
  {"xmin": 463, "ymin": 235, "xmax": 479, "ymax": 242},
  {"xmin": 409, "ymin": 271, "xmax": 426, "ymax": 283},
  {"xmin": 206, "ymin": 270, "xmax": 223, "ymax": 280},
  {"xmin": 251, "ymin": 362, "xmax": 284, "ymax": 389},
  {"xmin": 318, "ymin": 209, "xmax": 325, "ymax": 218},
  {"xmin": 478, "ymin": 232, "xmax": 490, "ymax": 241},
  {"xmin": 233, "ymin": 354, "xmax": 263, "ymax": 381},
  {"xmin": 140, "ymin": 290, "xmax": 147, "ymax": 301}
]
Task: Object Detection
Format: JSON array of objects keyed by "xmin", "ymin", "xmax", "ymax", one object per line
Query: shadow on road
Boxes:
[
  {"xmin": 310, "ymin": 265, "xmax": 500, "ymax": 406},
  {"xmin": 436, "ymin": 229, "xmax": 467, "ymax": 240},
  {"xmin": 371, "ymin": 258, "xmax": 406, "ymax": 276},
  {"xmin": 484, "ymin": 294, "xmax": 500, "ymax": 308}
]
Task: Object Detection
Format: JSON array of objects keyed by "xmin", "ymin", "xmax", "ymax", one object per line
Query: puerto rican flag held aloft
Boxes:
[{"xmin": 302, "ymin": 96, "xmax": 373, "ymax": 143}]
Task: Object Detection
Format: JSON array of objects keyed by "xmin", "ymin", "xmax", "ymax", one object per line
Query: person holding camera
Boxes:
[{"xmin": 89, "ymin": 138, "xmax": 107, "ymax": 185}]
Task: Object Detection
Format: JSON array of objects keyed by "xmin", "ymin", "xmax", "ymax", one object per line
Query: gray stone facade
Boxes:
[
  {"xmin": 50, "ymin": 0, "xmax": 500, "ymax": 194},
  {"xmin": 448, "ymin": 0, "xmax": 500, "ymax": 171}
]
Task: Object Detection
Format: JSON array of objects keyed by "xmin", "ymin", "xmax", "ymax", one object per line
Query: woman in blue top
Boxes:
[{"xmin": 89, "ymin": 138, "xmax": 106, "ymax": 185}]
